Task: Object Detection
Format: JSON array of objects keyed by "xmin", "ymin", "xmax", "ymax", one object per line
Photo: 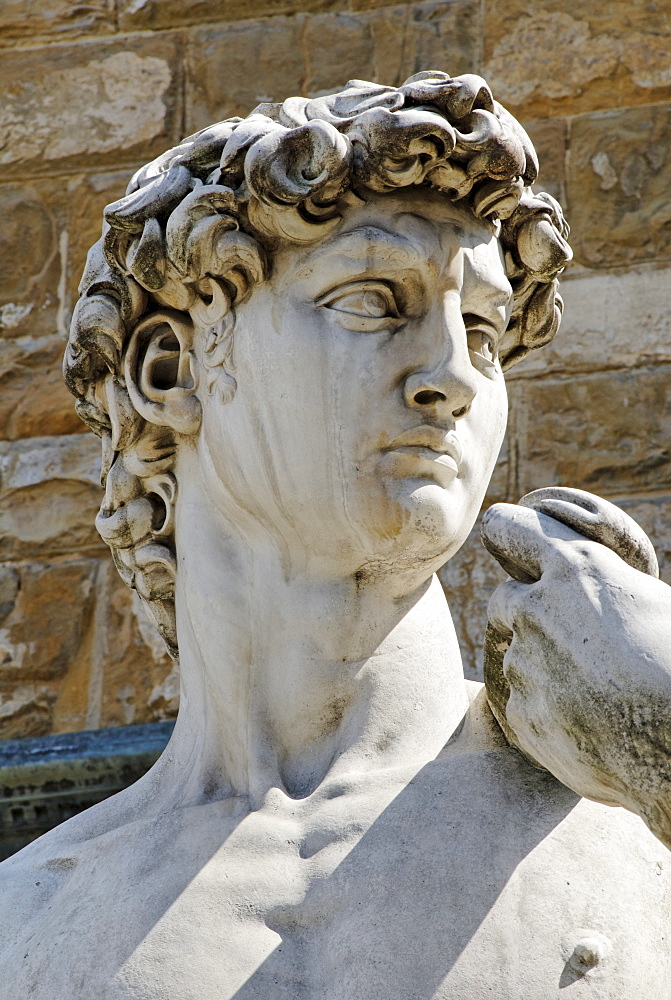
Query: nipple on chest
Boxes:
[{"xmin": 561, "ymin": 930, "xmax": 612, "ymax": 979}]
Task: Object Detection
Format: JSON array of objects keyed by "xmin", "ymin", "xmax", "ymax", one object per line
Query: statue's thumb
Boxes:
[{"xmin": 518, "ymin": 487, "xmax": 658, "ymax": 578}]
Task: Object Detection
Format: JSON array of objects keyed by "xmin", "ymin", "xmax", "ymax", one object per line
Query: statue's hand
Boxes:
[{"xmin": 481, "ymin": 488, "xmax": 671, "ymax": 849}]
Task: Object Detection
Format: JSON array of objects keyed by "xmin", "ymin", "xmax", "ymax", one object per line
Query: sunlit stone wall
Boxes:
[{"xmin": 1, "ymin": 0, "xmax": 670, "ymax": 733}]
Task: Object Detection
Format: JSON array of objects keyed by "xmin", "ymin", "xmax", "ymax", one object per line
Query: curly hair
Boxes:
[{"xmin": 64, "ymin": 71, "xmax": 572, "ymax": 658}]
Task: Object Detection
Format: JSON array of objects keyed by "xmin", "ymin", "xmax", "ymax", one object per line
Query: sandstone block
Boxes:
[
  {"xmin": 0, "ymin": 683, "xmax": 57, "ymax": 740},
  {"xmin": 0, "ymin": 435, "xmax": 103, "ymax": 560},
  {"xmin": 0, "ymin": 568, "xmax": 18, "ymax": 623},
  {"xmin": 94, "ymin": 576, "xmax": 177, "ymax": 731},
  {"xmin": 0, "ymin": 182, "xmax": 61, "ymax": 342},
  {"xmin": 484, "ymin": 1, "xmax": 671, "ymax": 120},
  {"xmin": 0, "ymin": 171, "xmax": 133, "ymax": 342},
  {"xmin": 186, "ymin": 1, "xmax": 480, "ymax": 132},
  {"xmin": 0, "ymin": 558, "xmax": 104, "ymax": 739},
  {"xmin": 512, "ymin": 264, "xmax": 671, "ymax": 377},
  {"xmin": 318, "ymin": 1, "xmax": 480, "ymax": 94},
  {"xmin": 0, "ymin": 0, "xmax": 113, "ymax": 41},
  {"xmin": 348, "ymin": 0, "xmax": 427, "ymax": 8},
  {"xmin": 0, "ymin": 35, "xmax": 182, "ymax": 176},
  {"xmin": 0, "ymin": 560, "xmax": 96, "ymax": 686},
  {"xmin": 483, "ymin": 432, "xmax": 512, "ymax": 508},
  {"xmin": 0, "ymin": 552, "xmax": 177, "ymax": 737},
  {"xmin": 566, "ymin": 105, "xmax": 671, "ymax": 268},
  {"xmin": 51, "ymin": 564, "xmax": 177, "ymax": 733},
  {"xmin": 0, "ymin": 435, "xmax": 100, "ymax": 500},
  {"xmin": 303, "ymin": 10, "xmax": 401, "ymax": 95},
  {"xmin": 523, "ymin": 118, "xmax": 567, "ymax": 207},
  {"xmin": 514, "ymin": 365, "xmax": 671, "ymax": 499},
  {"xmin": 186, "ymin": 15, "xmax": 306, "ymax": 130},
  {"xmin": 617, "ymin": 495, "xmax": 671, "ymax": 587},
  {"xmin": 0, "ymin": 336, "xmax": 84, "ymax": 440},
  {"xmin": 404, "ymin": 1, "xmax": 480, "ymax": 82},
  {"xmin": 0, "ymin": 173, "xmax": 129, "ymax": 345}
]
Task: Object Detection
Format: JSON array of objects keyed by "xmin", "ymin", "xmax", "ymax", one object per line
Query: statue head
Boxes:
[{"xmin": 64, "ymin": 72, "xmax": 571, "ymax": 657}]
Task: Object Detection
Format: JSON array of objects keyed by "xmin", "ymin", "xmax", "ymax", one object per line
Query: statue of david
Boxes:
[{"xmin": 2, "ymin": 72, "xmax": 671, "ymax": 999}]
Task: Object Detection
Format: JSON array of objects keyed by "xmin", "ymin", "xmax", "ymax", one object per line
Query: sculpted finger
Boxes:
[
  {"xmin": 519, "ymin": 487, "xmax": 659, "ymax": 578},
  {"xmin": 481, "ymin": 502, "xmax": 583, "ymax": 582},
  {"xmin": 486, "ymin": 578, "xmax": 530, "ymax": 635}
]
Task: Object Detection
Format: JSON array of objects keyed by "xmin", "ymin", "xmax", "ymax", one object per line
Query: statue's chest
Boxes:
[
  {"xmin": 12, "ymin": 752, "xmax": 671, "ymax": 999},
  {"xmin": 187, "ymin": 761, "xmax": 668, "ymax": 1000}
]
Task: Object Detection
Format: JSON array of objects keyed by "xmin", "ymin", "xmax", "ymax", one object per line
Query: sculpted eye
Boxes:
[
  {"xmin": 468, "ymin": 330, "xmax": 496, "ymax": 362},
  {"xmin": 463, "ymin": 313, "xmax": 499, "ymax": 371},
  {"xmin": 316, "ymin": 281, "xmax": 401, "ymax": 332}
]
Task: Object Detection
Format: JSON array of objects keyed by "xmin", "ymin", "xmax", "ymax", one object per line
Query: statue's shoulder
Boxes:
[
  {"xmin": 0, "ymin": 819, "xmax": 81, "ymax": 958},
  {"xmin": 0, "ymin": 784, "xmax": 149, "ymax": 961},
  {"xmin": 441, "ymin": 679, "xmax": 511, "ymax": 757},
  {"xmin": 437, "ymin": 681, "xmax": 671, "ymax": 866}
]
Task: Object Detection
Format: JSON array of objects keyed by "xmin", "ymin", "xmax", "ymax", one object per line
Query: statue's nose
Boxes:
[{"xmin": 403, "ymin": 326, "xmax": 478, "ymax": 420}]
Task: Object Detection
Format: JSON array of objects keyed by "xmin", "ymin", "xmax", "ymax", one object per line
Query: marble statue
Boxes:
[{"xmin": 2, "ymin": 72, "xmax": 671, "ymax": 998}]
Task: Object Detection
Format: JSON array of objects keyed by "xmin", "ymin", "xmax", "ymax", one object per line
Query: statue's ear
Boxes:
[{"xmin": 124, "ymin": 309, "xmax": 201, "ymax": 435}]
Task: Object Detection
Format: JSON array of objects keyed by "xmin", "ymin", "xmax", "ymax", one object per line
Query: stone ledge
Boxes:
[{"xmin": 0, "ymin": 721, "xmax": 173, "ymax": 860}]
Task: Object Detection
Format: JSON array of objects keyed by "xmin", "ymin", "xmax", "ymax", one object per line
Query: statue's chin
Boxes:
[{"xmin": 354, "ymin": 481, "xmax": 478, "ymax": 580}]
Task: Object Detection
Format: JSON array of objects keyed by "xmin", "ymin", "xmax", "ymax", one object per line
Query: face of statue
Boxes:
[{"xmin": 193, "ymin": 186, "xmax": 511, "ymax": 580}]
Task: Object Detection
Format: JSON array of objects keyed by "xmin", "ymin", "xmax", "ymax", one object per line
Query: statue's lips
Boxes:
[{"xmin": 383, "ymin": 427, "xmax": 462, "ymax": 479}]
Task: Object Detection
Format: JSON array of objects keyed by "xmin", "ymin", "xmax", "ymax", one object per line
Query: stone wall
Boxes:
[{"xmin": 1, "ymin": 0, "xmax": 670, "ymax": 734}]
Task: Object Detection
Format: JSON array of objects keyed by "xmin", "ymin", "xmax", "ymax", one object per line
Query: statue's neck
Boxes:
[{"xmin": 162, "ymin": 495, "xmax": 469, "ymax": 807}]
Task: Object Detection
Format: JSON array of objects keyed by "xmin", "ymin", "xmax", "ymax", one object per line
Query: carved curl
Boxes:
[{"xmin": 64, "ymin": 71, "xmax": 572, "ymax": 658}]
